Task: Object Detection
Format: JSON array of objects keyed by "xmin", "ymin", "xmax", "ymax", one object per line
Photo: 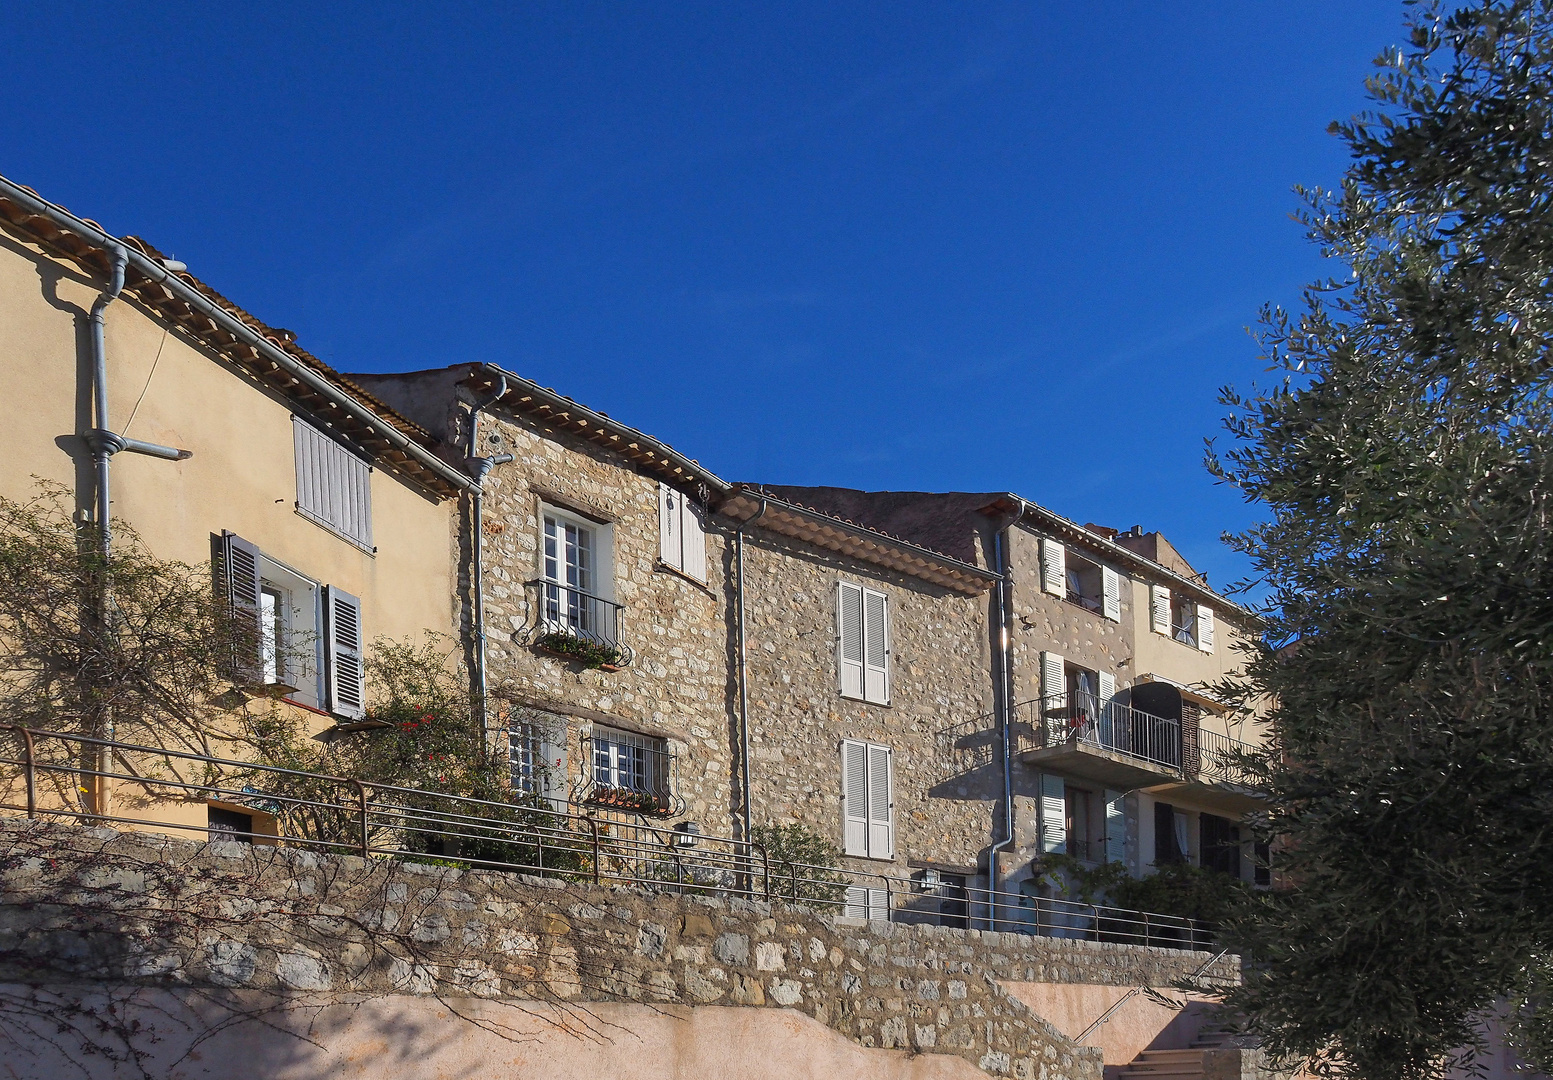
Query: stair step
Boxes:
[
  {"xmin": 1134, "ymin": 1050, "xmax": 1205, "ymax": 1061},
  {"xmin": 1118, "ymin": 1071, "xmax": 1202, "ymax": 1080}
]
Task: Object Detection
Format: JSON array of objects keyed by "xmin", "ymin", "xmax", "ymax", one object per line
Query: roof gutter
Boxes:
[{"xmin": 0, "ymin": 177, "xmax": 477, "ymax": 496}]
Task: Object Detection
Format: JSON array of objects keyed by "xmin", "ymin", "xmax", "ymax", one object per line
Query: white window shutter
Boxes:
[
  {"xmin": 1040, "ymin": 772, "xmax": 1066, "ymax": 854},
  {"xmin": 219, "ymin": 532, "xmax": 263, "ymax": 684},
  {"xmin": 1041, "ymin": 651, "xmax": 1065, "ymax": 706},
  {"xmin": 294, "ymin": 417, "xmax": 373, "ymax": 550},
  {"xmin": 867, "ymin": 743, "xmax": 894, "ymax": 859},
  {"xmin": 658, "ymin": 484, "xmax": 681, "ymax": 570},
  {"xmin": 1104, "ymin": 790, "xmax": 1126, "ymax": 864},
  {"xmin": 1040, "ymin": 538, "xmax": 1066, "ymax": 595},
  {"xmin": 845, "ymin": 886, "xmax": 889, "ymax": 921},
  {"xmin": 324, "ymin": 585, "xmax": 366, "ymax": 720},
  {"xmin": 1150, "ymin": 585, "xmax": 1171, "ymax": 636},
  {"xmin": 841, "ymin": 739, "xmax": 868, "ymax": 856},
  {"xmin": 837, "ymin": 581, "xmax": 865, "ymax": 700},
  {"xmin": 862, "ymin": 587, "xmax": 890, "ymax": 705},
  {"xmin": 1098, "ymin": 670, "xmax": 1115, "ymax": 704},
  {"xmin": 1101, "ymin": 566, "xmax": 1121, "ymax": 622},
  {"xmin": 681, "ymin": 498, "xmax": 707, "ymax": 582},
  {"xmin": 1197, "ymin": 605, "xmax": 1215, "ymax": 653}
]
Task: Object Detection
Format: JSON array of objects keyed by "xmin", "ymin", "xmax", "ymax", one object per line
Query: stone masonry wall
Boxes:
[
  {"xmin": 469, "ymin": 403, "xmax": 737, "ymax": 837},
  {"xmin": 739, "ymin": 529, "xmax": 1001, "ymax": 880},
  {"xmin": 0, "ymin": 821, "xmax": 1240, "ymax": 1079}
]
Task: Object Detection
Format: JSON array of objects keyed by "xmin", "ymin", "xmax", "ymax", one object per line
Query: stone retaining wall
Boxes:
[{"xmin": 0, "ymin": 820, "xmax": 1239, "ymax": 1079}]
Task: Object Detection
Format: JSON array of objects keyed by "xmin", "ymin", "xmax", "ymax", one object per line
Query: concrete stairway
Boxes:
[{"xmin": 1115, "ymin": 1020, "xmax": 1238, "ymax": 1079}]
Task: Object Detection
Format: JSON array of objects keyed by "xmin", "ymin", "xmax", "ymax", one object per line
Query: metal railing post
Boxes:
[
  {"xmin": 587, "ymin": 816, "xmax": 601, "ymax": 885},
  {"xmin": 20, "ymin": 727, "xmax": 36, "ymax": 819},
  {"xmin": 350, "ymin": 780, "xmax": 369, "ymax": 858}
]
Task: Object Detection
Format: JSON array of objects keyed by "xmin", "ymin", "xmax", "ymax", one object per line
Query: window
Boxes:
[
  {"xmin": 1045, "ymin": 540, "xmax": 1121, "ymax": 621},
  {"xmin": 841, "ymin": 739, "xmax": 894, "ymax": 859},
  {"xmin": 837, "ymin": 581, "xmax": 890, "ymax": 705},
  {"xmin": 218, "ymin": 531, "xmax": 361, "ymax": 718},
  {"xmin": 658, "ymin": 483, "xmax": 707, "ymax": 581},
  {"xmin": 539, "ymin": 505, "xmax": 617, "ymax": 644},
  {"xmin": 208, "ymin": 805, "xmax": 254, "ymax": 842},
  {"xmin": 510, "ymin": 712, "xmax": 568, "ymax": 809},
  {"xmin": 293, "ymin": 417, "xmax": 373, "ymax": 551},
  {"xmin": 1065, "ymin": 786, "xmax": 1104, "ymax": 862},
  {"xmin": 1200, "ymin": 813, "xmax": 1241, "ymax": 878},
  {"xmin": 585, "ymin": 725, "xmax": 671, "ymax": 812},
  {"xmin": 1065, "ymin": 557, "xmax": 1103, "ymax": 614},
  {"xmin": 1153, "ymin": 801, "xmax": 1191, "ymax": 866},
  {"xmin": 1171, "ymin": 594, "xmax": 1197, "ymax": 646}
]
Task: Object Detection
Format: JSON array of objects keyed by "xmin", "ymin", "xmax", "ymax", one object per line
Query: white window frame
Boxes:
[
  {"xmin": 256, "ymin": 554, "xmax": 322, "ymax": 709},
  {"xmin": 590, "ymin": 724, "xmax": 666, "ymax": 796}
]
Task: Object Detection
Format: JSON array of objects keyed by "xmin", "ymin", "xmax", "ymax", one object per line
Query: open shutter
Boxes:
[
  {"xmin": 1041, "ymin": 651, "xmax": 1065, "ymax": 707},
  {"xmin": 682, "ymin": 498, "xmax": 707, "ymax": 582},
  {"xmin": 867, "ymin": 743, "xmax": 894, "ymax": 859},
  {"xmin": 1105, "ymin": 789, "xmax": 1126, "ymax": 864},
  {"xmin": 1150, "ymin": 585, "xmax": 1171, "ymax": 636},
  {"xmin": 1040, "ymin": 538, "xmax": 1066, "ymax": 595},
  {"xmin": 1197, "ymin": 605, "xmax": 1215, "ymax": 653},
  {"xmin": 1098, "ymin": 670, "xmax": 1115, "ymax": 703},
  {"xmin": 842, "ymin": 739, "xmax": 869, "ymax": 855},
  {"xmin": 219, "ymin": 532, "xmax": 263, "ymax": 684},
  {"xmin": 324, "ymin": 585, "xmax": 366, "ymax": 720},
  {"xmin": 1101, "ymin": 566, "xmax": 1121, "ymax": 622},
  {"xmin": 1040, "ymin": 772, "xmax": 1067, "ymax": 853},
  {"xmin": 862, "ymin": 587, "xmax": 890, "ymax": 704},
  {"xmin": 658, "ymin": 484, "xmax": 681, "ymax": 570},
  {"xmin": 837, "ymin": 582, "xmax": 865, "ymax": 700}
]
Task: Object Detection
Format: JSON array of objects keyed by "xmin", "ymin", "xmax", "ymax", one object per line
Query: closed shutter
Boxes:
[
  {"xmin": 842, "ymin": 739, "xmax": 869, "ymax": 856},
  {"xmin": 1041, "ymin": 651, "xmax": 1065, "ymax": 706},
  {"xmin": 324, "ymin": 585, "xmax": 366, "ymax": 720},
  {"xmin": 1197, "ymin": 605, "xmax": 1215, "ymax": 653},
  {"xmin": 837, "ymin": 582, "xmax": 865, "ymax": 700},
  {"xmin": 1150, "ymin": 585, "xmax": 1171, "ymax": 636},
  {"xmin": 681, "ymin": 498, "xmax": 707, "ymax": 582},
  {"xmin": 863, "ymin": 587, "xmax": 890, "ymax": 705},
  {"xmin": 844, "ymin": 886, "xmax": 889, "ymax": 921},
  {"xmin": 1040, "ymin": 538, "xmax": 1066, "ymax": 595},
  {"xmin": 219, "ymin": 532, "xmax": 263, "ymax": 684},
  {"xmin": 294, "ymin": 417, "xmax": 373, "ymax": 550},
  {"xmin": 1040, "ymin": 772, "xmax": 1066, "ymax": 853},
  {"xmin": 1105, "ymin": 789, "xmax": 1126, "ymax": 864},
  {"xmin": 658, "ymin": 484, "xmax": 681, "ymax": 570},
  {"xmin": 1101, "ymin": 566, "xmax": 1121, "ymax": 622},
  {"xmin": 867, "ymin": 743, "xmax": 894, "ymax": 859}
]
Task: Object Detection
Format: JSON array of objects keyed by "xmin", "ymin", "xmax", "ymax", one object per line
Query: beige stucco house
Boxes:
[{"xmin": 0, "ymin": 175, "xmax": 474, "ymax": 835}]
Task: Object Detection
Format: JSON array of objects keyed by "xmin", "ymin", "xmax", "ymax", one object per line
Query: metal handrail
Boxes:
[
  {"xmin": 0, "ymin": 726, "xmax": 1217, "ymax": 950},
  {"xmin": 1073, "ymin": 946, "xmax": 1232, "ymax": 1044},
  {"xmin": 1196, "ymin": 728, "xmax": 1262, "ymax": 787},
  {"xmin": 1013, "ymin": 693, "xmax": 1183, "ymax": 773}
]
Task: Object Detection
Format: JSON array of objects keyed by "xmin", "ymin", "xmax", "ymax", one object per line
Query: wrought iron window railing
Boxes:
[
  {"xmin": 1196, "ymin": 728, "xmax": 1262, "ymax": 787},
  {"xmin": 525, "ymin": 579, "xmax": 633, "ymax": 668},
  {"xmin": 571, "ymin": 727, "xmax": 683, "ymax": 818}
]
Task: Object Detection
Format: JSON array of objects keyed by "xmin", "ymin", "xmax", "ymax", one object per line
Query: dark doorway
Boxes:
[
  {"xmin": 1200, "ymin": 813, "xmax": 1241, "ymax": 878},
  {"xmin": 208, "ymin": 805, "xmax": 254, "ymax": 842}
]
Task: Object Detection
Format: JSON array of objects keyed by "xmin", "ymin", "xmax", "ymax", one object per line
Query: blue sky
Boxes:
[{"xmin": 0, "ymin": 3, "xmax": 1404, "ymax": 593}]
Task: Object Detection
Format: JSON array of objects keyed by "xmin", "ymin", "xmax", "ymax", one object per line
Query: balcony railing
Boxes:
[
  {"xmin": 0, "ymin": 726, "xmax": 1219, "ymax": 951},
  {"xmin": 1019, "ymin": 692, "xmax": 1182, "ymax": 773},
  {"xmin": 1197, "ymin": 728, "xmax": 1262, "ymax": 787},
  {"xmin": 525, "ymin": 579, "xmax": 633, "ymax": 668}
]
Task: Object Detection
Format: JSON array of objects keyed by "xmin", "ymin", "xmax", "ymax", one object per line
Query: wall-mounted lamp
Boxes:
[
  {"xmin": 916, "ymin": 868, "xmax": 942, "ymax": 892},
  {"xmin": 673, "ymin": 821, "xmax": 701, "ymax": 848}
]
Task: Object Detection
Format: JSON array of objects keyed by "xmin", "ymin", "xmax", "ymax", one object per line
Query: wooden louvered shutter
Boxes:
[
  {"xmin": 1150, "ymin": 585, "xmax": 1171, "ymax": 636},
  {"xmin": 1098, "ymin": 670, "xmax": 1115, "ymax": 703},
  {"xmin": 845, "ymin": 886, "xmax": 889, "ymax": 921},
  {"xmin": 324, "ymin": 585, "xmax": 366, "ymax": 720},
  {"xmin": 837, "ymin": 581, "xmax": 864, "ymax": 700},
  {"xmin": 294, "ymin": 417, "xmax": 373, "ymax": 550},
  {"xmin": 1040, "ymin": 772, "xmax": 1067, "ymax": 853},
  {"xmin": 658, "ymin": 484, "xmax": 681, "ymax": 570},
  {"xmin": 1041, "ymin": 651, "xmax": 1065, "ymax": 706},
  {"xmin": 682, "ymin": 498, "xmax": 707, "ymax": 582},
  {"xmin": 867, "ymin": 743, "xmax": 894, "ymax": 859},
  {"xmin": 1197, "ymin": 605, "xmax": 1215, "ymax": 653},
  {"xmin": 1105, "ymin": 789, "xmax": 1126, "ymax": 864},
  {"xmin": 862, "ymin": 587, "xmax": 890, "ymax": 704},
  {"xmin": 1040, "ymin": 538, "xmax": 1066, "ymax": 595},
  {"xmin": 1102, "ymin": 566, "xmax": 1121, "ymax": 621},
  {"xmin": 842, "ymin": 739, "xmax": 869, "ymax": 855},
  {"xmin": 219, "ymin": 532, "xmax": 263, "ymax": 684}
]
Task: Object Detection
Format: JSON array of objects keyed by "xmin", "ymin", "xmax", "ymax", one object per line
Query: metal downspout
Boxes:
[
  {"xmin": 734, "ymin": 494, "xmax": 769, "ymax": 845},
  {"xmin": 467, "ymin": 371, "xmax": 511, "ymax": 741},
  {"xmin": 85, "ymin": 245, "xmax": 128, "ymax": 558},
  {"xmin": 987, "ymin": 496, "xmax": 1027, "ymax": 930}
]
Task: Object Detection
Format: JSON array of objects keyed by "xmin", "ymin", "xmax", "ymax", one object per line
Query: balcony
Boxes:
[
  {"xmin": 525, "ymin": 580, "xmax": 634, "ymax": 669},
  {"xmin": 1015, "ymin": 692, "xmax": 1183, "ymax": 789}
]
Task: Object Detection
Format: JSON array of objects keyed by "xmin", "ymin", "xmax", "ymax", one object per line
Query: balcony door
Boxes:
[{"xmin": 543, "ymin": 513, "xmax": 595, "ymax": 634}]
